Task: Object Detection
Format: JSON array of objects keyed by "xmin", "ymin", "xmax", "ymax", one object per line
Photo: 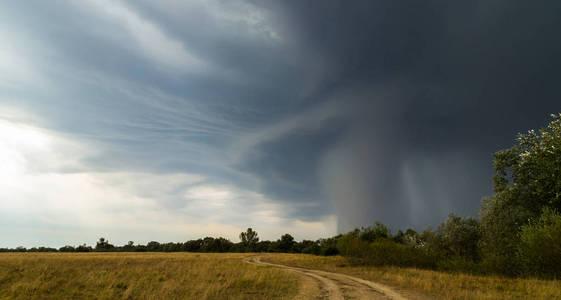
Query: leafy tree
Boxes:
[
  {"xmin": 255, "ymin": 240, "xmax": 272, "ymax": 252},
  {"xmin": 183, "ymin": 239, "xmax": 202, "ymax": 252},
  {"xmin": 486, "ymin": 113, "xmax": 561, "ymax": 215},
  {"xmin": 393, "ymin": 230, "xmax": 405, "ymax": 244},
  {"xmin": 239, "ymin": 228, "xmax": 259, "ymax": 251},
  {"xmin": 278, "ymin": 234, "xmax": 295, "ymax": 252},
  {"xmin": 200, "ymin": 237, "xmax": 233, "ymax": 252},
  {"xmin": 123, "ymin": 241, "xmax": 135, "ymax": 251},
  {"xmin": 360, "ymin": 222, "xmax": 391, "ymax": 242},
  {"xmin": 404, "ymin": 229, "xmax": 421, "ymax": 246},
  {"xmin": 295, "ymin": 240, "xmax": 320, "ymax": 254},
  {"xmin": 76, "ymin": 244, "xmax": 92, "ymax": 252},
  {"xmin": 161, "ymin": 242, "xmax": 182, "ymax": 252},
  {"xmin": 59, "ymin": 245, "xmax": 75, "ymax": 252},
  {"xmin": 95, "ymin": 237, "xmax": 114, "ymax": 251},
  {"xmin": 318, "ymin": 236, "xmax": 341, "ymax": 256},
  {"xmin": 479, "ymin": 193, "xmax": 528, "ymax": 274},
  {"xmin": 437, "ymin": 214, "xmax": 480, "ymax": 261},
  {"xmin": 147, "ymin": 241, "xmax": 161, "ymax": 252},
  {"xmin": 134, "ymin": 245, "xmax": 147, "ymax": 252},
  {"xmin": 480, "ymin": 113, "xmax": 561, "ymax": 274}
]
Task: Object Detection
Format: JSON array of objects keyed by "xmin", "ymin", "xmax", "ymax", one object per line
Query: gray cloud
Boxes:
[{"xmin": 1, "ymin": 1, "xmax": 561, "ymax": 246}]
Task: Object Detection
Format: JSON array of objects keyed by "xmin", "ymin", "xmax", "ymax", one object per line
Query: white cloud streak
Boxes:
[{"xmin": 81, "ymin": 0, "xmax": 206, "ymax": 72}]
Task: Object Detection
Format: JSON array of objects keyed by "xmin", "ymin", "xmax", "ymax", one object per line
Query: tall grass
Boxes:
[
  {"xmin": 264, "ymin": 253, "xmax": 561, "ymax": 300},
  {"xmin": 0, "ymin": 253, "xmax": 299, "ymax": 300}
]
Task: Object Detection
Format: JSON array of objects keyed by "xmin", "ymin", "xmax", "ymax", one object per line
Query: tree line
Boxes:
[
  {"xmin": 0, "ymin": 233, "xmax": 335, "ymax": 256},
  {"xmin": 2, "ymin": 114, "xmax": 560, "ymax": 278}
]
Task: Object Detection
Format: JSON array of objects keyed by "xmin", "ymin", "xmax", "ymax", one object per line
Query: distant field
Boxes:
[
  {"xmin": 264, "ymin": 254, "xmax": 561, "ymax": 300},
  {"xmin": 0, "ymin": 253, "xmax": 300, "ymax": 300}
]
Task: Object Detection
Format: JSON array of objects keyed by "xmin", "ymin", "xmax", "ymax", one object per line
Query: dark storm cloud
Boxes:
[
  {"xmin": 2, "ymin": 0, "xmax": 561, "ymax": 243},
  {"xmin": 250, "ymin": 0, "xmax": 561, "ymax": 231}
]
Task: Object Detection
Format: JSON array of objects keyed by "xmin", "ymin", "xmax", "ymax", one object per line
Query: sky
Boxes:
[{"xmin": 1, "ymin": 1, "xmax": 560, "ymax": 248}]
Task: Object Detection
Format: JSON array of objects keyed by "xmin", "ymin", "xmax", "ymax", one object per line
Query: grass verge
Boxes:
[{"xmin": 263, "ymin": 253, "xmax": 561, "ymax": 299}]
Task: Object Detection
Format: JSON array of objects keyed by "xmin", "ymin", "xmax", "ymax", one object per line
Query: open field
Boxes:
[
  {"xmin": 0, "ymin": 253, "xmax": 300, "ymax": 300},
  {"xmin": 264, "ymin": 254, "xmax": 561, "ymax": 300},
  {"xmin": 2, "ymin": 252, "xmax": 561, "ymax": 299}
]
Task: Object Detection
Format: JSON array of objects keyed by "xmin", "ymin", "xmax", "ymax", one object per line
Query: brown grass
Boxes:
[
  {"xmin": 0, "ymin": 252, "xmax": 299, "ymax": 300},
  {"xmin": 263, "ymin": 253, "xmax": 561, "ymax": 299},
  {"xmin": 3, "ymin": 252, "xmax": 560, "ymax": 299}
]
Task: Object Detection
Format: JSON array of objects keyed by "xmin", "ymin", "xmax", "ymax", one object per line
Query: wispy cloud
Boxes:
[{"xmin": 80, "ymin": 0, "xmax": 205, "ymax": 72}]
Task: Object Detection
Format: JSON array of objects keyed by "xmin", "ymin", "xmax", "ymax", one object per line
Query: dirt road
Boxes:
[{"xmin": 244, "ymin": 256, "xmax": 409, "ymax": 300}]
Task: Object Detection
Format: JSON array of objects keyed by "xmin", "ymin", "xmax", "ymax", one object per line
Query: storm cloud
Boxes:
[{"xmin": 1, "ymin": 0, "xmax": 560, "ymax": 247}]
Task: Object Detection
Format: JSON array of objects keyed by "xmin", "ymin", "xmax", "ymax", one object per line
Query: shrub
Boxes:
[
  {"xmin": 438, "ymin": 214, "xmax": 481, "ymax": 261},
  {"xmin": 321, "ymin": 246, "xmax": 339, "ymax": 256},
  {"xmin": 337, "ymin": 235, "xmax": 436, "ymax": 268},
  {"xmin": 518, "ymin": 208, "xmax": 561, "ymax": 277}
]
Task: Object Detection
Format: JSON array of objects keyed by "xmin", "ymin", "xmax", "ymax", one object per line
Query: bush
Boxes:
[
  {"xmin": 518, "ymin": 208, "xmax": 561, "ymax": 277},
  {"xmin": 337, "ymin": 235, "xmax": 436, "ymax": 268},
  {"xmin": 437, "ymin": 214, "xmax": 481, "ymax": 261},
  {"xmin": 321, "ymin": 246, "xmax": 339, "ymax": 256},
  {"xmin": 59, "ymin": 245, "xmax": 75, "ymax": 252},
  {"xmin": 359, "ymin": 222, "xmax": 391, "ymax": 242}
]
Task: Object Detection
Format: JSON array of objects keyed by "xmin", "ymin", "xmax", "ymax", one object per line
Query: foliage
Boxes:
[
  {"xmin": 355, "ymin": 222, "xmax": 391, "ymax": 242},
  {"xmin": 480, "ymin": 113, "xmax": 561, "ymax": 275},
  {"xmin": 518, "ymin": 207, "xmax": 561, "ymax": 277},
  {"xmin": 335, "ymin": 223, "xmax": 439, "ymax": 269},
  {"xmin": 278, "ymin": 234, "xmax": 296, "ymax": 252},
  {"xmin": 59, "ymin": 245, "xmax": 75, "ymax": 252},
  {"xmin": 146, "ymin": 241, "xmax": 161, "ymax": 252},
  {"xmin": 479, "ymin": 194, "xmax": 529, "ymax": 275},
  {"xmin": 95, "ymin": 237, "xmax": 114, "ymax": 251},
  {"xmin": 239, "ymin": 228, "xmax": 259, "ymax": 251},
  {"xmin": 437, "ymin": 214, "xmax": 481, "ymax": 261}
]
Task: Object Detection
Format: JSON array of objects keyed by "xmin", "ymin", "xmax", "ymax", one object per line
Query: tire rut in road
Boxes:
[{"xmin": 245, "ymin": 256, "xmax": 407, "ymax": 300}]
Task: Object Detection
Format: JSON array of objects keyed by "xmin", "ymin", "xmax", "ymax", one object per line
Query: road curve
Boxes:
[{"xmin": 244, "ymin": 256, "xmax": 408, "ymax": 300}]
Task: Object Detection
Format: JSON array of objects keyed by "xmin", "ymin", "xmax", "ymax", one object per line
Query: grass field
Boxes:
[
  {"xmin": 0, "ymin": 253, "xmax": 300, "ymax": 300},
  {"xmin": 263, "ymin": 254, "xmax": 561, "ymax": 299},
  {"xmin": 2, "ymin": 252, "xmax": 561, "ymax": 299}
]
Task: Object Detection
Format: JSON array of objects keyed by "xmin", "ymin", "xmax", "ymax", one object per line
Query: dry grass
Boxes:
[
  {"xmin": 4, "ymin": 252, "xmax": 559, "ymax": 299},
  {"xmin": 0, "ymin": 253, "xmax": 300, "ymax": 300},
  {"xmin": 263, "ymin": 253, "xmax": 561, "ymax": 299}
]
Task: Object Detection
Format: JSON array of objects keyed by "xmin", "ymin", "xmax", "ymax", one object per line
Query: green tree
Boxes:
[
  {"xmin": 123, "ymin": 241, "xmax": 135, "ymax": 251},
  {"xmin": 278, "ymin": 234, "xmax": 295, "ymax": 252},
  {"xmin": 480, "ymin": 113, "xmax": 561, "ymax": 274},
  {"xmin": 359, "ymin": 222, "xmax": 391, "ymax": 242},
  {"xmin": 239, "ymin": 228, "xmax": 259, "ymax": 251},
  {"xmin": 95, "ymin": 237, "xmax": 114, "ymax": 251},
  {"xmin": 437, "ymin": 214, "xmax": 480, "ymax": 261},
  {"xmin": 59, "ymin": 245, "xmax": 75, "ymax": 252},
  {"xmin": 76, "ymin": 244, "xmax": 92, "ymax": 252},
  {"xmin": 147, "ymin": 241, "xmax": 161, "ymax": 252},
  {"xmin": 494, "ymin": 114, "xmax": 561, "ymax": 214}
]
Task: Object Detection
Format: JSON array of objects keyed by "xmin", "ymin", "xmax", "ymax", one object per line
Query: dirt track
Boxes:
[{"xmin": 244, "ymin": 256, "xmax": 408, "ymax": 300}]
